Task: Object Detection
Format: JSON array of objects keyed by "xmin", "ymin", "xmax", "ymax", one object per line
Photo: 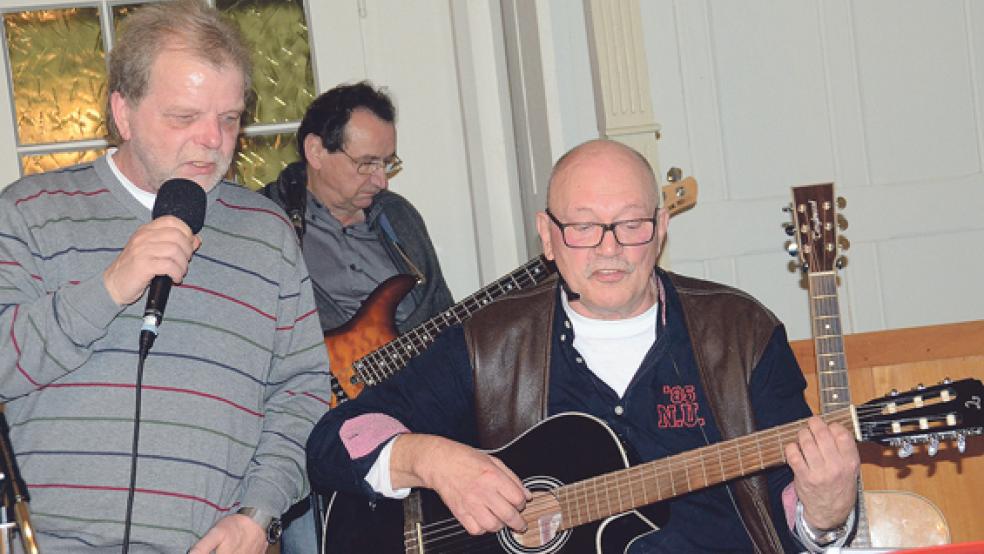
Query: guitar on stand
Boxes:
[
  {"xmin": 316, "ymin": 172, "xmax": 697, "ymax": 552},
  {"xmin": 783, "ymin": 183, "xmax": 950, "ymax": 547}
]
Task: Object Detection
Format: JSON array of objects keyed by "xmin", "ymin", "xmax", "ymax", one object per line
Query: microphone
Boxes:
[
  {"xmin": 558, "ymin": 276, "xmax": 581, "ymax": 301},
  {"xmin": 139, "ymin": 178, "xmax": 207, "ymax": 357}
]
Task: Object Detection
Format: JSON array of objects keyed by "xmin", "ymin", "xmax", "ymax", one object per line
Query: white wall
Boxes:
[
  {"xmin": 308, "ymin": 1, "xmax": 486, "ymax": 299},
  {"xmin": 2, "ymin": 1, "xmax": 982, "ymax": 341},
  {"xmin": 542, "ymin": 0, "xmax": 984, "ymax": 340}
]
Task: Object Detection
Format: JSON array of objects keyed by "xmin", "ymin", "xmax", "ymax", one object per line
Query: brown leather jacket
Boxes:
[{"xmin": 463, "ymin": 272, "xmax": 787, "ymax": 553}]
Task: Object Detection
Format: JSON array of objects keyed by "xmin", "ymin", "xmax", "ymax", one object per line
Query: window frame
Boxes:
[{"xmin": 0, "ymin": 0, "xmax": 314, "ymax": 186}]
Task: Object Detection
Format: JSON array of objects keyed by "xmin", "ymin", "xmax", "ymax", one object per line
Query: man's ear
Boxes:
[
  {"xmin": 536, "ymin": 211, "xmax": 555, "ymax": 261},
  {"xmin": 303, "ymin": 134, "xmax": 325, "ymax": 169},
  {"xmin": 110, "ymin": 91, "xmax": 133, "ymax": 141},
  {"xmin": 655, "ymin": 207, "xmax": 670, "ymax": 251}
]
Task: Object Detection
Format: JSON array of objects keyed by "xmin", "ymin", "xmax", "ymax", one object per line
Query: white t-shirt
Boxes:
[{"xmin": 561, "ymin": 290, "xmax": 657, "ymax": 398}]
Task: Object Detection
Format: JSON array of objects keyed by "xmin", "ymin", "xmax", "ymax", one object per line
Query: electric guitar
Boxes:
[
  {"xmin": 785, "ymin": 183, "xmax": 950, "ymax": 547},
  {"xmin": 325, "ymin": 176, "xmax": 699, "ymax": 406},
  {"xmin": 327, "ymin": 379, "xmax": 983, "ymax": 553}
]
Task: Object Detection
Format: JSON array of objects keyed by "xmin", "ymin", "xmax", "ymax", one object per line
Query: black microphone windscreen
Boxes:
[{"xmin": 152, "ymin": 178, "xmax": 207, "ymax": 233}]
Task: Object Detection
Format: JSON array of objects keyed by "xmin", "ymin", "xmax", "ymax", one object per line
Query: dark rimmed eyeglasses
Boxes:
[
  {"xmin": 338, "ymin": 148, "xmax": 403, "ymax": 177},
  {"xmin": 545, "ymin": 209, "xmax": 657, "ymax": 248}
]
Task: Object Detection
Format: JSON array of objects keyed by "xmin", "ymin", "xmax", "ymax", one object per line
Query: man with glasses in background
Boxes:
[
  {"xmin": 261, "ymin": 81, "xmax": 452, "ymax": 552},
  {"xmin": 306, "ymin": 139, "xmax": 861, "ymax": 552}
]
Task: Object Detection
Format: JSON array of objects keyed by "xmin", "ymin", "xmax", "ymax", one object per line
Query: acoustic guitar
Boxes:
[
  {"xmin": 324, "ymin": 175, "xmax": 698, "ymax": 406},
  {"xmin": 328, "ymin": 379, "xmax": 983, "ymax": 552},
  {"xmin": 785, "ymin": 183, "xmax": 950, "ymax": 547}
]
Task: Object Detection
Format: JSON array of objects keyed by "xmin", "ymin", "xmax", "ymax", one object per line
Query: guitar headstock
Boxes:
[
  {"xmin": 857, "ymin": 378, "xmax": 984, "ymax": 457},
  {"xmin": 661, "ymin": 168, "xmax": 698, "ymax": 217},
  {"xmin": 783, "ymin": 183, "xmax": 849, "ymax": 273}
]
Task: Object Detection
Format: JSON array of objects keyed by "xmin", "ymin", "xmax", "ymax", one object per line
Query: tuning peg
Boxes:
[
  {"xmin": 890, "ymin": 388, "xmax": 899, "ymax": 396},
  {"xmin": 782, "ymin": 222, "xmax": 795, "ymax": 236},
  {"xmin": 838, "ymin": 236, "xmax": 850, "ymax": 251},
  {"xmin": 917, "ymin": 383, "xmax": 926, "ymax": 390},
  {"xmin": 958, "ymin": 433, "xmax": 967, "ymax": 454},
  {"xmin": 666, "ymin": 167, "xmax": 682, "ymax": 183},
  {"xmin": 836, "ymin": 214, "xmax": 848, "ymax": 231},
  {"xmin": 927, "ymin": 436, "xmax": 940, "ymax": 457},
  {"xmin": 897, "ymin": 441, "xmax": 914, "ymax": 458},
  {"xmin": 835, "ymin": 257, "xmax": 847, "ymax": 269},
  {"xmin": 941, "ymin": 377, "xmax": 952, "ymax": 384},
  {"xmin": 837, "ymin": 196, "xmax": 847, "ymax": 209},
  {"xmin": 782, "ymin": 203, "xmax": 792, "ymax": 214},
  {"xmin": 785, "ymin": 241, "xmax": 799, "ymax": 257}
]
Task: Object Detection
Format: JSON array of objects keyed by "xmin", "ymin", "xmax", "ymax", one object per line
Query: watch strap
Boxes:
[
  {"xmin": 795, "ymin": 500, "xmax": 853, "ymax": 551},
  {"xmin": 236, "ymin": 507, "xmax": 281, "ymax": 544}
]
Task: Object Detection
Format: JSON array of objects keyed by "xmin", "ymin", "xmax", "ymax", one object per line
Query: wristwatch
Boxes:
[
  {"xmin": 237, "ymin": 507, "xmax": 282, "ymax": 544},
  {"xmin": 796, "ymin": 501, "xmax": 852, "ymax": 548},
  {"xmin": 801, "ymin": 518, "xmax": 849, "ymax": 546}
]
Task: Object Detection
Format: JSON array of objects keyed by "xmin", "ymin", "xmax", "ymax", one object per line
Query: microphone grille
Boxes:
[{"xmin": 152, "ymin": 178, "xmax": 207, "ymax": 234}]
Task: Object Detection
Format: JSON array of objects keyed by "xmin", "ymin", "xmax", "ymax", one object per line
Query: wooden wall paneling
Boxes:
[{"xmin": 792, "ymin": 320, "xmax": 984, "ymax": 543}]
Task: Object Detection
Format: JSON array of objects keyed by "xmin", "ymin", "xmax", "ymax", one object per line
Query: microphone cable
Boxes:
[
  {"xmin": 120, "ymin": 348, "xmax": 148, "ymax": 554},
  {"xmin": 119, "ymin": 178, "xmax": 205, "ymax": 553}
]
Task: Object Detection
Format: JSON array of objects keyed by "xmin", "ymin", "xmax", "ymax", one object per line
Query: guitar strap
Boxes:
[
  {"xmin": 378, "ymin": 213, "xmax": 425, "ymax": 283},
  {"xmin": 262, "ymin": 164, "xmax": 307, "ymax": 244}
]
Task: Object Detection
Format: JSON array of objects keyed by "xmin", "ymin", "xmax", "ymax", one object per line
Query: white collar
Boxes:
[{"xmin": 107, "ymin": 148, "xmax": 156, "ymax": 210}]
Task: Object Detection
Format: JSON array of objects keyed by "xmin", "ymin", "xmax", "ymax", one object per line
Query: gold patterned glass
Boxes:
[
  {"xmin": 3, "ymin": 8, "xmax": 107, "ymax": 145},
  {"xmin": 217, "ymin": 0, "xmax": 315, "ymax": 125},
  {"xmin": 235, "ymin": 133, "xmax": 299, "ymax": 191},
  {"xmin": 111, "ymin": 4, "xmax": 145, "ymax": 31},
  {"xmin": 21, "ymin": 149, "xmax": 105, "ymax": 176},
  {"xmin": 4, "ymin": 1, "xmax": 311, "ymax": 179}
]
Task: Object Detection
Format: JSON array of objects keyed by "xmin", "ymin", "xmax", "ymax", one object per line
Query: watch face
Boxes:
[{"xmin": 267, "ymin": 519, "xmax": 283, "ymax": 544}]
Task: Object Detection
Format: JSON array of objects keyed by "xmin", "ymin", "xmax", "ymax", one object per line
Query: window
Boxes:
[{"xmin": 0, "ymin": 0, "xmax": 315, "ymax": 190}]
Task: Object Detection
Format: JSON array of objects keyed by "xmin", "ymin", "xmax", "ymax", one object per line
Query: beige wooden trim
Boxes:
[
  {"xmin": 792, "ymin": 319, "xmax": 984, "ymax": 544},
  {"xmin": 582, "ymin": 0, "xmax": 662, "ymax": 182},
  {"xmin": 583, "ymin": 0, "xmax": 659, "ymax": 137},
  {"xmin": 791, "ymin": 319, "xmax": 984, "ymax": 374}
]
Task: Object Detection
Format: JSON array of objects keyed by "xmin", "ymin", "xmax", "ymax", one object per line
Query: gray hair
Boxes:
[{"xmin": 105, "ymin": 0, "xmax": 253, "ymax": 144}]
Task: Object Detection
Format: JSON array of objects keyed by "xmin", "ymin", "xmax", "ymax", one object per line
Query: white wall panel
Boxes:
[
  {"xmin": 315, "ymin": 1, "xmax": 483, "ymax": 299},
  {"xmin": 878, "ymin": 231, "xmax": 984, "ymax": 327},
  {"xmin": 852, "ymin": 1, "xmax": 980, "ymax": 184},
  {"xmin": 669, "ymin": 259, "xmax": 706, "ymax": 281},
  {"xmin": 736, "ymin": 251, "xmax": 810, "ymax": 338},
  {"xmin": 703, "ymin": 257, "xmax": 737, "ymax": 286},
  {"xmin": 710, "ymin": 2, "xmax": 836, "ymax": 199},
  {"xmin": 543, "ymin": 0, "xmax": 597, "ymax": 151},
  {"xmin": 639, "ymin": 0, "xmax": 691, "ymax": 180},
  {"xmin": 841, "ymin": 241, "xmax": 884, "ymax": 334},
  {"xmin": 635, "ymin": 0, "xmax": 984, "ymax": 340},
  {"xmin": 971, "ymin": 2, "xmax": 984, "ymax": 169},
  {"xmin": 817, "ymin": 0, "xmax": 869, "ymax": 191}
]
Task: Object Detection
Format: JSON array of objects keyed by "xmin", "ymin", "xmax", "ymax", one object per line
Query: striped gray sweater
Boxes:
[{"xmin": 0, "ymin": 156, "xmax": 331, "ymax": 552}]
